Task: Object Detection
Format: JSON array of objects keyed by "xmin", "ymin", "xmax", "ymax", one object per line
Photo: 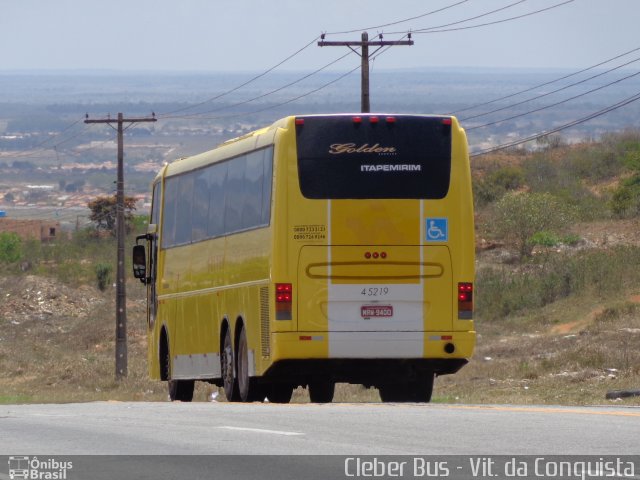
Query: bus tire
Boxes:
[
  {"xmin": 379, "ymin": 375, "xmax": 434, "ymax": 403},
  {"xmin": 168, "ymin": 379, "xmax": 194, "ymax": 402},
  {"xmin": 267, "ymin": 384, "xmax": 294, "ymax": 404},
  {"xmin": 222, "ymin": 328, "xmax": 240, "ymax": 402},
  {"xmin": 308, "ymin": 381, "xmax": 335, "ymax": 403},
  {"xmin": 237, "ymin": 325, "xmax": 262, "ymax": 402}
]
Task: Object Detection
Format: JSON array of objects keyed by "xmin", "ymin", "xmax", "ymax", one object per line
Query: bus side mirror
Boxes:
[{"xmin": 132, "ymin": 244, "xmax": 147, "ymax": 283}]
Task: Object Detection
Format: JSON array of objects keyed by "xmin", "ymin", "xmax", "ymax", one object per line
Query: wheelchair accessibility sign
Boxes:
[{"xmin": 426, "ymin": 218, "xmax": 448, "ymax": 242}]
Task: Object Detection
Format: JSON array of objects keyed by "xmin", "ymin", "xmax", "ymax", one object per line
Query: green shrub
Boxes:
[
  {"xmin": 566, "ymin": 148, "xmax": 625, "ymax": 182},
  {"xmin": 523, "ymin": 153, "xmax": 608, "ymax": 220},
  {"xmin": 493, "ymin": 192, "xmax": 577, "ymax": 260},
  {"xmin": 474, "ymin": 166, "xmax": 524, "ymax": 206},
  {"xmin": 610, "ymin": 184, "xmax": 637, "ymax": 217},
  {"xmin": 0, "ymin": 232, "xmax": 23, "ymax": 263},
  {"xmin": 529, "ymin": 232, "xmax": 582, "ymax": 248},
  {"xmin": 95, "ymin": 263, "xmax": 113, "ymax": 291},
  {"xmin": 529, "ymin": 231, "xmax": 561, "ymax": 247}
]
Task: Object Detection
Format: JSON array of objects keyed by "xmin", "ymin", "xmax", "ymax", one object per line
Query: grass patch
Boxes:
[
  {"xmin": 0, "ymin": 394, "xmax": 34, "ymax": 404},
  {"xmin": 477, "ymin": 246, "xmax": 640, "ymax": 321}
]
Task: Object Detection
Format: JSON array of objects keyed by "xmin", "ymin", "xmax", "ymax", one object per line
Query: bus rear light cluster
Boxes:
[
  {"xmin": 353, "ymin": 116, "xmax": 396, "ymax": 125},
  {"xmin": 276, "ymin": 283, "xmax": 292, "ymax": 302},
  {"xmin": 458, "ymin": 282, "xmax": 473, "ymax": 319},
  {"xmin": 276, "ymin": 283, "xmax": 293, "ymax": 320},
  {"xmin": 364, "ymin": 251, "xmax": 387, "ymax": 259}
]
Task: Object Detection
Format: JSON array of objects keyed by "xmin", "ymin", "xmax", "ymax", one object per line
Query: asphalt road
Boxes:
[{"xmin": 1, "ymin": 401, "xmax": 638, "ymax": 455}]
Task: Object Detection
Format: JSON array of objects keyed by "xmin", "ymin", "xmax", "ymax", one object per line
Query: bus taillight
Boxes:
[
  {"xmin": 458, "ymin": 282, "xmax": 473, "ymax": 319},
  {"xmin": 276, "ymin": 283, "xmax": 293, "ymax": 320}
]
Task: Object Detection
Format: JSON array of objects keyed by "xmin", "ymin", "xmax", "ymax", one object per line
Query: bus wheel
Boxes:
[
  {"xmin": 308, "ymin": 380, "xmax": 335, "ymax": 403},
  {"xmin": 222, "ymin": 328, "xmax": 240, "ymax": 402},
  {"xmin": 267, "ymin": 384, "xmax": 294, "ymax": 404},
  {"xmin": 168, "ymin": 379, "xmax": 194, "ymax": 402},
  {"xmin": 379, "ymin": 375, "xmax": 434, "ymax": 403},
  {"xmin": 237, "ymin": 326, "xmax": 262, "ymax": 402}
]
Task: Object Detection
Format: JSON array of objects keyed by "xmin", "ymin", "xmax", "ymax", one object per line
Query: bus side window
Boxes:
[
  {"xmin": 175, "ymin": 173, "xmax": 194, "ymax": 245},
  {"xmin": 162, "ymin": 177, "xmax": 179, "ymax": 248},
  {"xmin": 242, "ymin": 150, "xmax": 264, "ymax": 229},
  {"xmin": 192, "ymin": 168, "xmax": 210, "ymax": 242},
  {"xmin": 225, "ymin": 155, "xmax": 247, "ymax": 234},
  {"xmin": 208, "ymin": 162, "xmax": 227, "ymax": 238},
  {"xmin": 261, "ymin": 147, "xmax": 274, "ymax": 225}
]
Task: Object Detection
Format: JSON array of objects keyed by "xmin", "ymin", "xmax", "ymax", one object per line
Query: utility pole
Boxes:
[
  {"xmin": 84, "ymin": 113, "xmax": 157, "ymax": 380},
  {"xmin": 318, "ymin": 31, "xmax": 413, "ymax": 113}
]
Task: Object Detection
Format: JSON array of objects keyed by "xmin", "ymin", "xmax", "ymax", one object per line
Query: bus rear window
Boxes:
[{"xmin": 296, "ymin": 115, "xmax": 451, "ymax": 199}]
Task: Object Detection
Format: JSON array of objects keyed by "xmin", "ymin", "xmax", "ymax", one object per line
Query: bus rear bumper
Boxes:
[
  {"xmin": 262, "ymin": 357, "xmax": 468, "ymax": 385},
  {"xmin": 268, "ymin": 330, "xmax": 475, "ymax": 382}
]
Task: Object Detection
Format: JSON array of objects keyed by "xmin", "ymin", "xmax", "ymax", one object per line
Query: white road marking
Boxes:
[{"xmin": 217, "ymin": 426, "xmax": 303, "ymax": 436}]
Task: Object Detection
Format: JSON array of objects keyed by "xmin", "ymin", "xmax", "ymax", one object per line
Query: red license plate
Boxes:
[{"xmin": 361, "ymin": 305, "xmax": 393, "ymax": 318}]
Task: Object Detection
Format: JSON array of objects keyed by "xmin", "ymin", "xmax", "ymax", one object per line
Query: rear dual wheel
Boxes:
[
  {"xmin": 267, "ymin": 384, "xmax": 294, "ymax": 404},
  {"xmin": 223, "ymin": 325, "xmax": 266, "ymax": 402},
  {"xmin": 168, "ymin": 379, "xmax": 195, "ymax": 402},
  {"xmin": 237, "ymin": 327, "xmax": 267, "ymax": 402},
  {"xmin": 308, "ymin": 381, "xmax": 335, "ymax": 403},
  {"xmin": 378, "ymin": 373, "xmax": 434, "ymax": 403},
  {"xmin": 222, "ymin": 328, "xmax": 240, "ymax": 402}
]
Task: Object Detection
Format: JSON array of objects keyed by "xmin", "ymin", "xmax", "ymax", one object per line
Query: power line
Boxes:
[
  {"xmin": 466, "ymin": 68, "xmax": 640, "ymax": 131},
  {"xmin": 453, "ymin": 45, "xmax": 640, "ymax": 115},
  {"xmin": 159, "ymin": 37, "xmax": 319, "ymax": 118},
  {"xmin": 7, "ymin": 120, "xmax": 89, "ymax": 159},
  {"xmin": 189, "ymin": 64, "xmax": 362, "ymax": 121},
  {"xmin": 470, "ymin": 90, "xmax": 640, "ymax": 157},
  {"xmin": 462, "ymin": 54, "xmax": 640, "ymax": 123},
  {"xmin": 408, "ymin": 0, "xmax": 528, "ymax": 33},
  {"xmin": 164, "ymin": 48, "xmax": 356, "ymax": 120},
  {"xmin": 189, "ymin": 36, "xmax": 413, "ymax": 121},
  {"xmin": 389, "ymin": 0, "xmax": 573, "ymax": 35},
  {"xmin": 324, "ymin": 0, "xmax": 470, "ymax": 35}
]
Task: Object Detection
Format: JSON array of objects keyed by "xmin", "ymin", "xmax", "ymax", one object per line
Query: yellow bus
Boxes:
[{"xmin": 133, "ymin": 114, "xmax": 475, "ymax": 403}]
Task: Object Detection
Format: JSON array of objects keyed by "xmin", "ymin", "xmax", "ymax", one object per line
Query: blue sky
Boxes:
[{"xmin": 2, "ymin": 0, "xmax": 639, "ymax": 72}]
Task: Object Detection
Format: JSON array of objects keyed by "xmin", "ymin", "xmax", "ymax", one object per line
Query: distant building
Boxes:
[{"xmin": 0, "ymin": 218, "xmax": 60, "ymax": 242}]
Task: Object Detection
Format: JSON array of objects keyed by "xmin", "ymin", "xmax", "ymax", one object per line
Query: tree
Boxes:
[
  {"xmin": 88, "ymin": 195, "xmax": 137, "ymax": 236},
  {"xmin": 494, "ymin": 192, "xmax": 576, "ymax": 260}
]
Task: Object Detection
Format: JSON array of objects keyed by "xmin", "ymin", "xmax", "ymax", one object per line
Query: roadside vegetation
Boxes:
[{"xmin": 1, "ymin": 133, "xmax": 640, "ymax": 405}]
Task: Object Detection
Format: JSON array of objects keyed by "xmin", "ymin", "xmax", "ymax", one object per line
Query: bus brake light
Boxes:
[
  {"xmin": 458, "ymin": 282, "xmax": 473, "ymax": 319},
  {"xmin": 276, "ymin": 283, "xmax": 293, "ymax": 320},
  {"xmin": 352, "ymin": 116, "xmax": 362, "ymax": 124},
  {"xmin": 385, "ymin": 116, "xmax": 396, "ymax": 124},
  {"xmin": 276, "ymin": 283, "xmax": 292, "ymax": 302},
  {"xmin": 369, "ymin": 116, "xmax": 379, "ymax": 124}
]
